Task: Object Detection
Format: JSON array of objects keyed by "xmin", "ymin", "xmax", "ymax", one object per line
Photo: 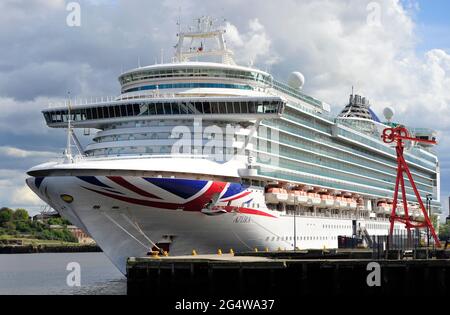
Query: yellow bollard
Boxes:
[
  {"xmin": 217, "ymin": 248, "xmax": 222, "ymax": 255},
  {"xmin": 151, "ymin": 251, "xmax": 160, "ymax": 258},
  {"xmin": 265, "ymin": 247, "xmax": 269, "ymax": 252},
  {"xmin": 192, "ymin": 249, "xmax": 197, "ymax": 256},
  {"xmin": 229, "ymin": 248, "xmax": 234, "ymax": 255},
  {"xmin": 254, "ymin": 248, "xmax": 258, "ymax": 253}
]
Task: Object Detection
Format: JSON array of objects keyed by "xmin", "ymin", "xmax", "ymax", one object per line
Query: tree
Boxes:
[
  {"xmin": 0, "ymin": 208, "xmax": 13, "ymax": 226},
  {"xmin": 47, "ymin": 217, "xmax": 64, "ymax": 226},
  {"xmin": 2, "ymin": 221, "xmax": 16, "ymax": 233},
  {"xmin": 13, "ymin": 209, "xmax": 30, "ymax": 222},
  {"xmin": 15, "ymin": 221, "xmax": 31, "ymax": 233},
  {"xmin": 439, "ymin": 222, "xmax": 450, "ymax": 241}
]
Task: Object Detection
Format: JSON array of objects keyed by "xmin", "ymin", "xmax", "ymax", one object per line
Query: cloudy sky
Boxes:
[{"xmin": 0, "ymin": 0, "xmax": 449, "ymax": 217}]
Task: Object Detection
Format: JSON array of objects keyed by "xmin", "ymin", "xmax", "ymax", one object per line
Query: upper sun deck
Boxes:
[{"xmin": 119, "ymin": 62, "xmax": 272, "ymax": 86}]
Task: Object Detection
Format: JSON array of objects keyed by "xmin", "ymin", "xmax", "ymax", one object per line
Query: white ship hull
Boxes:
[{"xmin": 26, "ymin": 173, "xmax": 397, "ymax": 274}]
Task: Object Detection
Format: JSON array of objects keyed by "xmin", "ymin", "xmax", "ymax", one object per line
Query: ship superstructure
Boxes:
[{"xmin": 27, "ymin": 17, "xmax": 441, "ymax": 273}]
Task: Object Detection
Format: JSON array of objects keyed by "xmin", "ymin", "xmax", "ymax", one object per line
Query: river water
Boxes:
[{"xmin": 0, "ymin": 253, "xmax": 126, "ymax": 295}]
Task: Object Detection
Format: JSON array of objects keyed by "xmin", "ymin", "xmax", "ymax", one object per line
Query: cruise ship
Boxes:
[{"xmin": 26, "ymin": 17, "xmax": 441, "ymax": 273}]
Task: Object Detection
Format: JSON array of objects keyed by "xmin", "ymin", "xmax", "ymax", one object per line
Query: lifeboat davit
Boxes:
[
  {"xmin": 410, "ymin": 206, "xmax": 420, "ymax": 218},
  {"xmin": 287, "ymin": 190, "xmax": 296, "ymax": 205},
  {"xmin": 348, "ymin": 198, "xmax": 357, "ymax": 210},
  {"xmin": 335, "ymin": 196, "xmax": 347, "ymax": 209},
  {"xmin": 294, "ymin": 190, "xmax": 309, "ymax": 205},
  {"xmin": 397, "ymin": 204, "xmax": 405, "ymax": 216},
  {"xmin": 376, "ymin": 199, "xmax": 390, "ymax": 214},
  {"xmin": 308, "ymin": 192, "xmax": 321, "ymax": 206},
  {"xmin": 320, "ymin": 194, "xmax": 334, "ymax": 207}
]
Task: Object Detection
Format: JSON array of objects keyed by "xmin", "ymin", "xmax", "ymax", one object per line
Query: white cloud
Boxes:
[
  {"xmin": 11, "ymin": 185, "xmax": 42, "ymax": 206},
  {"xmin": 0, "ymin": 146, "xmax": 56, "ymax": 158},
  {"xmin": 226, "ymin": 19, "xmax": 279, "ymax": 66},
  {"xmin": 0, "ymin": 169, "xmax": 43, "ymax": 210}
]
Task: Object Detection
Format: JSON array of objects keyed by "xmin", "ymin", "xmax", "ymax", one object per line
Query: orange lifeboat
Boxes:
[
  {"xmin": 308, "ymin": 192, "xmax": 321, "ymax": 206},
  {"xmin": 294, "ymin": 190, "xmax": 309, "ymax": 205}
]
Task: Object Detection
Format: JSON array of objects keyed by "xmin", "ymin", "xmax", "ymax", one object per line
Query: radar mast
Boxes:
[{"xmin": 174, "ymin": 16, "xmax": 235, "ymax": 65}]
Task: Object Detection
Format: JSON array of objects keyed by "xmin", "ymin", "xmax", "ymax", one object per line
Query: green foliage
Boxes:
[
  {"xmin": 12, "ymin": 209, "xmax": 30, "ymax": 221},
  {"xmin": 0, "ymin": 208, "xmax": 77, "ymax": 243},
  {"xmin": 2, "ymin": 221, "xmax": 16, "ymax": 232},
  {"xmin": 36, "ymin": 228, "xmax": 77, "ymax": 243},
  {"xmin": 439, "ymin": 222, "xmax": 450, "ymax": 241},
  {"xmin": 47, "ymin": 217, "xmax": 68, "ymax": 226},
  {"xmin": 0, "ymin": 208, "xmax": 13, "ymax": 226},
  {"xmin": 15, "ymin": 221, "xmax": 31, "ymax": 233}
]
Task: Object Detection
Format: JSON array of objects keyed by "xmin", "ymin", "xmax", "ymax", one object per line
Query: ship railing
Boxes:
[
  {"xmin": 47, "ymin": 92, "xmax": 178, "ymax": 109},
  {"xmin": 264, "ymin": 87, "xmax": 334, "ymax": 122},
  {"xmin": 294, "ymin": 212, "xmax": 358, "ymax": 220},
  {"xmin": 66, "ymin": 153, "xmax": 214, "ymax": 163}
]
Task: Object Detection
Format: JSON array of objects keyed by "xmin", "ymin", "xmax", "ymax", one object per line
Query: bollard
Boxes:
[{"xmin": 151, "ymin": 251, "xmax": 160, "ymax": 258}]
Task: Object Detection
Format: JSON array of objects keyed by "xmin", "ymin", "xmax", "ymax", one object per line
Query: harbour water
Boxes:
[{"xmin": 0, "ymin": 253, "xmax": 126, "ymax": 295}]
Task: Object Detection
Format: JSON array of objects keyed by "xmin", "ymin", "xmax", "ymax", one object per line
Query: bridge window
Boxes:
[
  {"xmin": 203, "ymin": 102, "xmax": 211, "ymax": 114},
  {"xmin": 227, "ymin": 102, "xmax": 234, "ymax": 114},
  {"xmin": 44, "ymin": 99, "xmax": 284, "ymax": 124},
  {"xmin": 233, "ymin": 102, "xmax": 241, "ymax": 113},
  {"xmin": 218, "ymin": 102, "xmax": 227, "ymax": 114},
  {"xmin": 241, "ymin": 102, "xmax": 248, "ymax": 114},
  {"xmin": 155, "ymin": 103, "xmax": 164, "ymax": 115},
  {"xmin": 92, "ymin": 108, "xmax": 99, "ymax": 119},
  {"xmin": 163, "ymin": 103, "xmax": 172, "ymax": 115},
  {"xmin": 172, "ymin": 103, "xmax": 180, "ymax": 115},
  {"xmin": 211, "ymin": 102, "xmax": 219, "ymax": 114}
]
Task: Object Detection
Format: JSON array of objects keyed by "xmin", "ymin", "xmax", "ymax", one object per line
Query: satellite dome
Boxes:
[
  {"xmin": 288, "ymin": 72, "xmax": 305, "ymax": 90},
  {"xmin": 383, "ymin": 107, "xmax": 395, "ymax": 122}
]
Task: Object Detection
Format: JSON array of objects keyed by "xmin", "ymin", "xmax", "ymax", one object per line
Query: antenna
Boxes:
[
  {"xmin": 176, "ymin": 6, "xmax": 182, "ymax": 34},
  {"xmin": 174, "ymin": 16, "xmax": 235, "ymax": 64},
  {"xmin": 66, "ymin": 91, "xmax": 73, "ymax": 162}
]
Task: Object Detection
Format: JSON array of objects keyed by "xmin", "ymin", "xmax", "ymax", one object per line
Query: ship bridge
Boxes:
[{"xmin": 43, "ymin": 96, "xmax": 285, "ymax": 129}]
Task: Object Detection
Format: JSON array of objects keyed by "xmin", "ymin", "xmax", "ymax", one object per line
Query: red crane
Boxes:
[{"xmin": 381, "ymin": 126, "xmax": 441, "ymax": 247}]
